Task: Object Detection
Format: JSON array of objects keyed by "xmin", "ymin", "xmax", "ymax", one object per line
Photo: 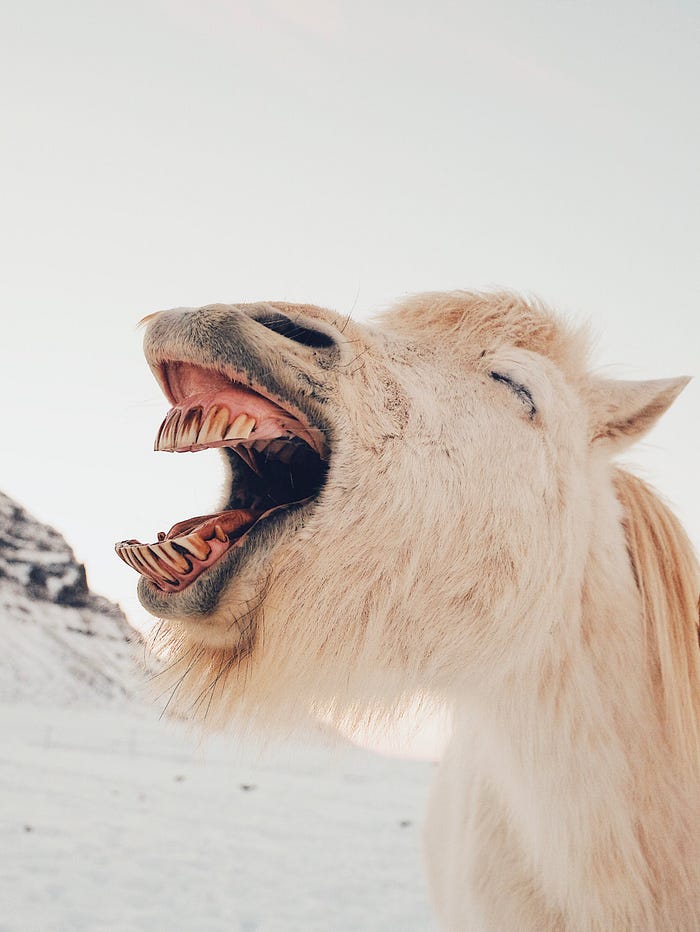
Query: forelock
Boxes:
[{"xmin": 383, "ymin": 290, "xmax": 590, "ymax": 378}]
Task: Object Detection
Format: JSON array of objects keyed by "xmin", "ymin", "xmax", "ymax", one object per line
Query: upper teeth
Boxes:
[{"xmin": 155, "ymin": 405, "xmax": 256, "ymax": 452}]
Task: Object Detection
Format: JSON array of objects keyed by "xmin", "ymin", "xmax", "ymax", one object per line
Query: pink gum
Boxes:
[{"xmin": 162, "ymin": 389, "xmax": 323, "ymax": 453}]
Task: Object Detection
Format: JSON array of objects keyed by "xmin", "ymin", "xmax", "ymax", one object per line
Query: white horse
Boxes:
[{"xmin": 118, "ymin": 291, "xmax": 700, "ymax": 930}]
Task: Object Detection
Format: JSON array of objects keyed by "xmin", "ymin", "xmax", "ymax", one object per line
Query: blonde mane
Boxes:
[{"xmin": 613, "ymin": 469, "xmax": 700, "ymax": 774}]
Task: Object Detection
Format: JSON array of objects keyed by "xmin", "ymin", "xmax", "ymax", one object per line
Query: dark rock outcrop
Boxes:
[{"xmin": 0, "ymin": 491, "xmax": 142, "ymax": 704}]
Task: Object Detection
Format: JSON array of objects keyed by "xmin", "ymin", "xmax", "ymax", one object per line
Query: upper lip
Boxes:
[{"xmin": 142, "ymin": 304, "xmax": 335, "ymax": 459}]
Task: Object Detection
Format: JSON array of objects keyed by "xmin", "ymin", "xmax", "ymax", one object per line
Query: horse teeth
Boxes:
[
  {"xmin": 156, "ymin": 407, "xmax": 256, "ymax": 450},
  {"xmin": 197, "ymin": 405, "xmax": 230, "ymax": 444},
  {"xmin": 225, "ymin": 414, "xmax": 256, "ymax": 440},
  {"xmin": 138, "ymin": 546, "xmax": 177, "ymax": 584},
  {"xmin": 149, "ymin": 543, "xmax": 180, "ymax": 574},
  {"xmin": 116, "ymin": 546, "xmax": 136, "ymax": 570},
  {"xmin": 177, "ymin": 407, "xmax": 202, "ymax": 448},
  {"xmin": 213, "ymin": 524, "xmax": 227, "ymax": 543},
  {"xmin": 156, "ymin": 540, "xmax": 190, "ymax": 572},
  {"xmin": 156, "ymin": 410, "xmax": 180, "ymax": 452},
  {"xmin": 116, "ymin": 541, "xmax": 182, "ymax": 585},
  {"xmin": 163, "ymin": 411, "xmax": 179, "ymax": 447},
  {"xmin": 154, "ymin": 418, "xmax": 166, "ymax": 452},
  {"xmin": 174, "ymin": 533, "xmax": 210, "ymax": 561},
  {"xmin": 186, "ymin": 533, "xmax": 211, "ymax": 560},
  {"xmin": 211, "ymin": 407, "xmax": 232, "ymax": 439},
  {"xmin": 154, "ymin": 420, "xmax": 166, "ymax": 452},
  {"xmin": 133, "ymin": 546, "xmax": 156, "ymax": 572},
  {"xmin": 197, "ymin": 405, "xmax": 218, "ymax": 443},
  {"xmin": 123, "ymin": 549, "xmax": 142, "ymax": 572},
  {"xmin": 129, "ymin": 547, "xmax": 154, "ymax": 577}
]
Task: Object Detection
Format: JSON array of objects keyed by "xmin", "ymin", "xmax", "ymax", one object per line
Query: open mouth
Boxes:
[{"xmin": 115, "ymin": 361, "xmax": 329, "ymax": 594}]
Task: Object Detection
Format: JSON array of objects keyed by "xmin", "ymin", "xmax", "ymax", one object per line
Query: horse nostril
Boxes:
[{"xmin": 252, "ymin": 312, "xmax": 336, "ymax": 349}]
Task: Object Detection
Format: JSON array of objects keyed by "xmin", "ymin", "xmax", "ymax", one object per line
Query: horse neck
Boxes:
[{"xmin": 454, "ymin": 468, "xmax": 699, "ymax": 925}]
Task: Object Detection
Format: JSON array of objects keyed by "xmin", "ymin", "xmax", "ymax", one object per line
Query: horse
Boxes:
[{"xmin": 117, "ymin": 291, "xmax": 700, "ymax": 930}]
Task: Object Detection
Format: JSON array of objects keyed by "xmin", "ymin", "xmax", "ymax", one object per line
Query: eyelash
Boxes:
[{"xmin": 489, "ymin": 371, "xmax": 537, "ymax": 419}]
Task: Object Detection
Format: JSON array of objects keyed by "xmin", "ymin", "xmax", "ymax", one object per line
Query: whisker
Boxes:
[
  {"xmin": 147, "ymin": 649, "xmax": 192, "ymax": 682},
  {"xmin": 201, "ymin": 653, "xmax": 228, "ymax": 721},
  {"xmin": 338, "ymin": 347, "xmax": 371, "ymax": 369},
  {"xmin": 336, "ymin": 310, "xmax": 354, "ymax": 334},
  {"xmin": 157, "ymin": 647, "xmax": 205, "ymax": 717},
  {"xmin": 187, "ymin": 653, "xmax": 239, "ymax": 718}
]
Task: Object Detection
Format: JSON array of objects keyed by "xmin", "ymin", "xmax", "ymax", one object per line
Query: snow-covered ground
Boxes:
[{"xmin": 1, "ymin": 703, "xmax": 437, "ymax": 931}]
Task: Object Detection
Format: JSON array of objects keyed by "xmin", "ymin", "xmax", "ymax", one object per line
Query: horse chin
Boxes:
[{"xmin": 136, "ymin": 551, "xmax": 265, "ymax": 651}]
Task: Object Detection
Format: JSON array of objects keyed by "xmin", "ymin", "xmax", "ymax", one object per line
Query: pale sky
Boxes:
[{"xmin": 2, "ymin": 0, "xmax": 698, "ymax": 635}]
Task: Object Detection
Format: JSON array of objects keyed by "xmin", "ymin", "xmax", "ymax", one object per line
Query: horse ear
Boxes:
[{"xmin": 587, "ymin": 376, "xmax": 690, "ymax": 450}]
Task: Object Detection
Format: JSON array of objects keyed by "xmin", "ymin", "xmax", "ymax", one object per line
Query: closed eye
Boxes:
[{"xmin": 490, "ymin": 371, "xmax": 537, "ymax": 419}]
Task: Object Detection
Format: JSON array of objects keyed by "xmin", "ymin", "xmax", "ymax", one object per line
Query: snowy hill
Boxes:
[
  {"xmin": 1, "ymin": 703, "xmax": 437, "ymax": 931},
  {"xmin": 0, "ymin": 491, "xmax": 140, "ymax": 704}
]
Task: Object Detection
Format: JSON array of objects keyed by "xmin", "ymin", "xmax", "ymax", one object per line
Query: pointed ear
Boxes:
[{"xmin": 587, "ymin": 376, "xmax": 690, "ymax": 450}]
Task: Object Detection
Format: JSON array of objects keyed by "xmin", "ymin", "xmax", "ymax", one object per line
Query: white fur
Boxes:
[{"xmin": 141, "ymin": 292, "xmax": 699, "ymax": 930}]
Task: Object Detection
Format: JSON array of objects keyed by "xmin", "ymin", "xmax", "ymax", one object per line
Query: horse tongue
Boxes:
[
  {"xmin": 165, "ymin": 498, "xmax": 316, "ymax": 545},
  {"xmin": 166, "ymin": 509, "xmax": 257, "ymax": 542}
]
